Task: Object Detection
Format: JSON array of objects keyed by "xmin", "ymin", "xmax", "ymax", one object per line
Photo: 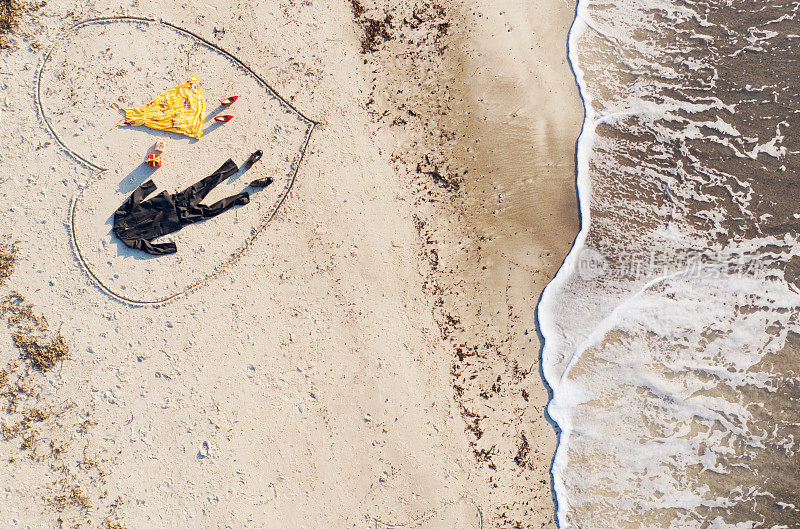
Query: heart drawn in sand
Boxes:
[{"xmin": 36, "ymin": 17, "xmax": 315, "ymax": 305}]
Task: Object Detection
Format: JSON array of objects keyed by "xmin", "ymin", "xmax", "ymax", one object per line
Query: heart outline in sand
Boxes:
[{"xmin": 36, "ymin": 16, "xmax": 316, "ymax": 306}]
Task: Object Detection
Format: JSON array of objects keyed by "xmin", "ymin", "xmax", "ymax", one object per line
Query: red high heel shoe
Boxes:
[
  {"xmin": 220, "ymin": 96, "xmax": 239, "ymax": 106},
  {"xmin": 214, "ymin": 114, "xmax": 233, "ymax": 123}
]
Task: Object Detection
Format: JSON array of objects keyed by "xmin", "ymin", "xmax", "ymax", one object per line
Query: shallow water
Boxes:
[{"xmin": 540, "ymin": 0, "xmax": 800, "ymax": 527}]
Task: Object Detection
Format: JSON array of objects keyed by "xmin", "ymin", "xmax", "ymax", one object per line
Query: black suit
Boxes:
[{"xmin": 113, "ymin": 159, "xmax": 249, "ymax": 255}]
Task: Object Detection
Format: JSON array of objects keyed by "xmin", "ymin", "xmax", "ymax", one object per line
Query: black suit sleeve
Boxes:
[
  {"xmin": 118, "ymin": 235, "xmax": 178, "ymax": 255},
  {"xmin": 116, "ymin": 180, "xmax": 157, "ymax": 217}
]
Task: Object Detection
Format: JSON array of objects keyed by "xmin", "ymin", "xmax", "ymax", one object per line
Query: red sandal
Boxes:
[
  {"xmin": 220, "ymin": 96, "xmax": 239, "ymax": 106},
  {"xmin": 214, "ymin": 114, "xmax": 233, "ymax": 123}
]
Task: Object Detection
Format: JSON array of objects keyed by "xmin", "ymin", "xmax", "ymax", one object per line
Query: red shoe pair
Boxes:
[{"xmin": 214, "ymin": 96, "xmax": 239, "ymax": 122}]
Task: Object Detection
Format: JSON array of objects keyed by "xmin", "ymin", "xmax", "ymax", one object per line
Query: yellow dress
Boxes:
[{"xmin": 116, "ymin": 77, "xmax": 206, "ymax": 140}]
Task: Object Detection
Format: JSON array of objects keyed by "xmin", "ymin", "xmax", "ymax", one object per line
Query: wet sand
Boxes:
[{"xmin": 433, "ymin": 1, "xmax": 582, "ymax": 525}]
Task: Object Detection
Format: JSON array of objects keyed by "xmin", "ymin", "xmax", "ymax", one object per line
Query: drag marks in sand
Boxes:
[
  {"xmin": 366, "ymin": 499, "xmax": 483, "ymax": 529},
  {"xmin": 36, "ymin": 17, "xmax": 315, "ymax": 305}
]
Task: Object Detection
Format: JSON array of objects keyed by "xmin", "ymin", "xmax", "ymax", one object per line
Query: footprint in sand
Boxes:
[{"xmin": 37, "ymin": 17, "xmax": 315, "ymax": 304}]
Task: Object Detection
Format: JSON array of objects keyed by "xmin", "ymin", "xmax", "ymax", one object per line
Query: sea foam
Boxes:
[{"xmin": 539, "ymin": 0, "xmax": 800, "ymax": 527}]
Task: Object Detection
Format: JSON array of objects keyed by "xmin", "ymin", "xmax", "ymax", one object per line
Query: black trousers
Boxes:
[{"xmin": 174, "ymin": 160, "xmax": 249, "ymax": 225}]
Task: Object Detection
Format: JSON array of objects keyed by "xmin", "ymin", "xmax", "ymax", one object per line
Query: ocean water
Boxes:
[{"xmin": 539, "ymin": 0, "xmax": 800, "ymax": 527}]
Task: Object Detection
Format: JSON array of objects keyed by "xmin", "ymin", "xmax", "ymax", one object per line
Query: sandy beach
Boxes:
[{"xmin": 0, "ymin": 0, "xmax": 580, "ymax": 527}]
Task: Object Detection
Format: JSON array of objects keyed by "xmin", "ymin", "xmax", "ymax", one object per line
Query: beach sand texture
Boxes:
[{"xmin": 0, "ymin": 0, "xmax": 580, "ymax": 527}]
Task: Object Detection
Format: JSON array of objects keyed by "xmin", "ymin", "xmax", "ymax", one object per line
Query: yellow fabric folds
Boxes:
[{"xmin": 118, "ymin": 77, "xmax": 206, "ymax": 140}]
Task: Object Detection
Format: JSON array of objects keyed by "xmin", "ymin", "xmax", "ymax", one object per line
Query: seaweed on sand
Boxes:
[
  {"xmin": 0, "ymin": 245, "xmax": 126, "ymax": 526},
  {"xmin": 0, "ymin": 0, "xmax": 23, "ymax": 33},
  {"xmin": 0, "ymin": 242, "xmax": 15, "ymax": 285},
  {"xmin": 1, "ymin": 293, "xmax": 69, "ymax": 371},
  {"xmin": 0, "ymin": 0, "xmax": 24, "ymax": 48},
  {"xmin": 349, "ymin": 0, "xmax": 394, "ymax": 54},
  {"xmin": 0, "ymin": 245, "xmax": 69, "ymax": 371},
  {"xmin": 0, "ymin": 0, "xmax": 43, "ymax": 49}
]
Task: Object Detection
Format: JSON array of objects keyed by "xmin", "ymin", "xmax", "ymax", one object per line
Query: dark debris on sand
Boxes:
[
  {"xmin": 0, "ymin": 0, "xmax": 24, "ymax": 32},
  {"xmin": 0, "ymin": 244, "xmax": 128, "ymax": 527},
  {"xmin": 1, "ymin": 293, "xmax": 69, "ymax": 371},
  {"xmin": 0, "ymin": 0, "xmax": 43, "ymax": 48},
  {"xmin": 0, "ymin": 242, "xmax": 15, "ymax": 285},
  {"xmin": 351, "ymin": 0, "xmax": 463, "ymax": 191},
  {"xmin": 0, "ymin": 0, "xmax": 24, "ymax": 48},
  {"xmin": 1, "ymin": 243, "xmax": 69, "ymax": 372},
  {"xmin": 350, "ymin": 0, "xmax": 394, "ymax": 54}
]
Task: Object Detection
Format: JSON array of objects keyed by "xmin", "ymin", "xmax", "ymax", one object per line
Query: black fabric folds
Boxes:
[{"xmin": 113, "ymin": 159, "xmax": 249, "ymax": 255}]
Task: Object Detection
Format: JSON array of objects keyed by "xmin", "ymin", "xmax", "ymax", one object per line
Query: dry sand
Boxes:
[{"xmin": 0, "ymin": 0, "xmax": 580, "ymax": 527}]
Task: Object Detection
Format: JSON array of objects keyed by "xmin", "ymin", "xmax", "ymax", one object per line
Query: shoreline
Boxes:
[
  {"xmin": 537, "ymin": 8, "xmax": 591, "ymax": 528},
  {"xmin": 351, "ymin": 0, "xmax": 582, "ymax": 525},
  {"xmin": 440, "ymin": 2, "xmax": 582, "ymax": 525}
]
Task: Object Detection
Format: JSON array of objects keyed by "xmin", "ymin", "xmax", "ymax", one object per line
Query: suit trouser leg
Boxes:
[
  {"xmin": 190, "ymin": 192, "xmax": 250, "ymax": 220},
  {"xmin": 173, "ymin": 159, "xmax": 239, "ymax": 209}
]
